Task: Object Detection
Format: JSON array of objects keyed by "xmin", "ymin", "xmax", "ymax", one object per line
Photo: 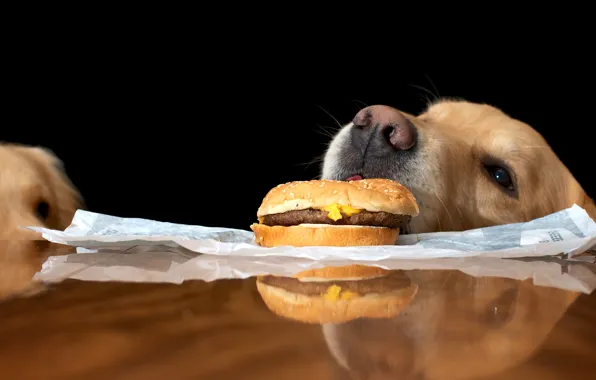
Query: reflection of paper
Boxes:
[
  {"xmin": 33, "ymin": 245, "xmax": 596, "ymax": 294},
  {"xmin": 26, "ymin": 204, "xmax": 596, "ymax": 260}
]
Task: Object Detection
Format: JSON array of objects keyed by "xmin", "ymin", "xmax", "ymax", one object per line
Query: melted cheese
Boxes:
[
  {"xmin": 298, "ymin": 224, "xmax": 384, "ymax": 229},
  {"xmin": 322, "ymin": 285, "xmax": 360, "ymax": 301},
  {"xmin": 319, "ymin": 203, "xmax": 362, "ymax": 221},
  {"xmin": 258, "ymin": 203, "xmax": 363, "ymax": 224},
  {"xmin": 323, "ymin": 285, "xmax": 342, "ymax": 300}
]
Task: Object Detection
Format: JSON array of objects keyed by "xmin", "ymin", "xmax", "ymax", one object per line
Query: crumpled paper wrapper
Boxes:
[{"xmin": 26, "ymin": 204, "xmax": 596, "ymax": 293}]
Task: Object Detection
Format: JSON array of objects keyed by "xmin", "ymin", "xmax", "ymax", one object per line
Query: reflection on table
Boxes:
[{"xmin": 0, "ymin": 240, "xmax": 595, "ymax": 380}]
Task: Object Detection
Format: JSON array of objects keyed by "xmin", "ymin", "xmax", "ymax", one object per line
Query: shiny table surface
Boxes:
[{"xmin": 1, "ymin": 240, "xmax": 596, "ymax": 380}]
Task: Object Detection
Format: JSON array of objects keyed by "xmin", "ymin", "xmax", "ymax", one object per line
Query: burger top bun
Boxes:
[{"xmin": 256, "ymin": 179, "xmax": 419, "ymax": 217}]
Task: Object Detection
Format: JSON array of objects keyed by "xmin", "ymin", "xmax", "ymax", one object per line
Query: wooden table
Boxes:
[{"xmin": 1, "ymin": 240, "xmax": 595, "ymax": 380}]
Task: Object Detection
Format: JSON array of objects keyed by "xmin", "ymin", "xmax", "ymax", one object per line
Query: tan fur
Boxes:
[
  {"xmin": 413, "ymin": 100, "xmax": 596, "ymax": 230},
  {"xmin": 0, "ymin": 143, "xmax": 83, "ymax": 240}
]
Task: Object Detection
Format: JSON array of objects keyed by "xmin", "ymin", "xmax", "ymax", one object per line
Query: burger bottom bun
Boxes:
[
  {"xmin": 250, "ymin": 224, "xmax": 399, "ymax": 247},
  {"xmin": 294, "ymin": 264, "xmax": 392, "ymax": 279},
  {"xmin": 256, "ymin": 280, "xmax": 419, "ymax": 324}
]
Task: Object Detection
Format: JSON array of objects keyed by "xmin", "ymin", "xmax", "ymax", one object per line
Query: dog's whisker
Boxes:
[
  {"xmin": 410, "ymin": 84, "xmax": 436, "ymax": 99},
  {"xmin": 296, "ymin": 154, "xmax": 324, "ymax": 170},
  {"xmin": 452, "ymin": 201, "xmax": 465, "ymax": 229},
  {"xmin": 432, "ymin": 191, "xmax": 456, "ymax": 232},
  {"xmin": 295, "ymin": 159, "xmax": 319, "ymax": 167},
  {"xmin": 416, "ymin": 93, "xmax": 433, "ymax": 108},
  {"xmin": 410, "ymin": 84, "xmax": 439, "ymax": 110},
  {"xmin": 351, "ymin": 99, "xmax": 369, "ymax": 110},
  {"xmin": 435, "ymin": 212, "xmax": 443, "ymax": 232},
  {"xmin": 411, "ymin": 83, "xmax": 438, "ymax": 100},
  {"xmin": 424, "ymin": 74, "xmax": 441, "ymax": 100},
  {"xmin": 314, "ymin": 124, "xmax": 337, "ymax": 139},
  {"xmin": 316, "ymin": 105, "xmax": 345, "ymax": 132}
]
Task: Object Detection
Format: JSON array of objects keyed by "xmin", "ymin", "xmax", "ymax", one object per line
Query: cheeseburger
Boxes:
[
  {"xmin": 256, "ymin": 264, "xmax": 418, "ymax": 324},
  {"xmin": 251, "ymin": 178, "xmax": 419, "ymax": 247}
]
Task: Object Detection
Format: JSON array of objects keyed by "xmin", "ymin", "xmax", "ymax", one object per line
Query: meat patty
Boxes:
[
  {"xmin": 258, "ymin": 270, "xmax": 411, "ymax": 296},
  {"xmin": 261, "ymin": 209, "xmax": 410, "ymax": 229}
]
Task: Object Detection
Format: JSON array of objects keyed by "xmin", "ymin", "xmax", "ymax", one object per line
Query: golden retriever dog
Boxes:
[
  {"xmin": 0, "ymin": 143, "xmax": 83, "ymax": 296},
  {"xmin": 0, "ymin": 143, "xmax": 83, "ymax": 239},
  {"xmin": 0, "ymin": 143, "xmax": 84, "ymax": 297},
  {"xmin": 322, "ymin": 99, "xmax": 596, "ymax": 232},
  {"xmin": 319, "ymin": 99, "xmax": 596, "ymax": 379}
]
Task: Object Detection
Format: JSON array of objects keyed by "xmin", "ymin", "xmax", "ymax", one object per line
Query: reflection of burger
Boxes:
[
  {"xmin": 256, "ymin": 265, "xmax": 418, "ymax": 324},
  {"xmin": 251, "ymin": 179, "xmax": 419, "ymax": 247}
]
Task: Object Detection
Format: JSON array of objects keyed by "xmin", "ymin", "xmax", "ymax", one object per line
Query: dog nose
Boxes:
[{"xmin": 352, "ymin": 105, "xmax": 417, "ymax": 152}]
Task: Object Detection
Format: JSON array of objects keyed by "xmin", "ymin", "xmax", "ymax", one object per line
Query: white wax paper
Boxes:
[{"xmin": 26, "ymin": 204, "xmax": 596, "ymax": 293}]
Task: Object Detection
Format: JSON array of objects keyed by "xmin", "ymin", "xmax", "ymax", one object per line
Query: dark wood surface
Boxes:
[{"xmin": 0, "ymin": 241, "xmax": 595, "ymax": 380}]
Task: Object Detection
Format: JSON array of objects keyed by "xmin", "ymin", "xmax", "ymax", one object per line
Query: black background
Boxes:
[{"xmin": 5, "ymin": 66, "xmax": 594, "ymax": 231}]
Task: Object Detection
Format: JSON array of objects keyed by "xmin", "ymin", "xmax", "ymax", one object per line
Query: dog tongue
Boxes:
[{"xmin": 346, "ymin": 175, "xmax": 363, "ymax": 181}]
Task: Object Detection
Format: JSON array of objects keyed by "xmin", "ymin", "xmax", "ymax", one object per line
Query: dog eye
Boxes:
[
  {"xmin": 484, "ymin": 165, "xmax": 515, "ymax": 192},
  {"xmin": 36, "ymin": 201, "xmax": 50, "ymax": 220}
]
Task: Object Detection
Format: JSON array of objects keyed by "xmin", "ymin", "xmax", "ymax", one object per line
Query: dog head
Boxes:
[
  {"xmin": 0, "ymin": 143, "xmax": 83, "ymax": 239},
  {"xmin": 322, "ymin": 100, "xmax": 596, "ymax": 232}
]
